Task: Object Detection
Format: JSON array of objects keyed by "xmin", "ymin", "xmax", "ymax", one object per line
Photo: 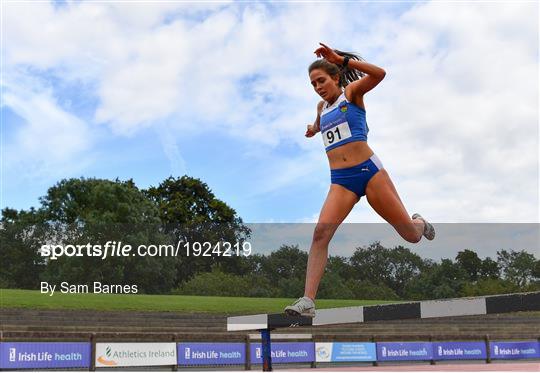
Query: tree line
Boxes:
[{"xmin": 1, "ymin": 177, "xmax": 539, "ymax": 300}]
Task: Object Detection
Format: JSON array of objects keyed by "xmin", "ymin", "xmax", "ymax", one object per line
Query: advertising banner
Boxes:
[
  {"xmin": 432, "ymin": 342, "xmax": 487, "ymax": 360},
  {"xmin": 376, "ymin": 342, "xmax": 433, "ymax": 361},
  {"xmin": 178, "ymin": 343, "xmax": 245, "ymax": 365},
  {"xmin": 250, "ymin": 342, "xmax": 314, "ymax": 364},
  {"xmin": 490, "ymin": 341, "xmax": 540, "ymax": 360},
  {"xmin": 315, "ymin": 342, "xmax": 376, "ymax": 362},
  {"xmin": 0, "ymin": 342, "xmax": 90, "ymax": 369},
  {"xmin": 95, "ymin": 342, "xmax": 176, "ymax": 367}
]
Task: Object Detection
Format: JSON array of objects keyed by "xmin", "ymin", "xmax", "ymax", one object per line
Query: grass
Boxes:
[{"xmin": 0, "ymin": 288, "xmax": 394, "ymax": 314}]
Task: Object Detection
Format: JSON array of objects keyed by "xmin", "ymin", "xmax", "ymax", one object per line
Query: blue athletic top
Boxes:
[{"xmin": 319, "ymin": 91, "xmax": 368, "ymax": 152}]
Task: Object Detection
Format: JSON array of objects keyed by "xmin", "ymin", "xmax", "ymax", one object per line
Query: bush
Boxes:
[
  {"xmin": 276, "ymin": 276, "xmax": 305, "ymax": 298},
  {"xmin": 246, "ymin": 275, "xmax": 277, "ymax": 298},
  {"xmin": 350, "ymin": 280, "xmax": 400, "ymax": 300},
  {"xmin": 403, "ymin": 259, "xmax": 468, "ymax": 300},
  {"xmin": 173, "ymin": 268, "xmax": 279, "ymax": 297},
  {"xmin": 317, "ymin": 272, "xmax": 355, "ymax": 299},
  {"xmin": 460, "ymin": 278, "xmax": 520, "ymax": 297},
  {"xmin": 173, "ymin": 268, "xmax": 251, "ymax": 297}
]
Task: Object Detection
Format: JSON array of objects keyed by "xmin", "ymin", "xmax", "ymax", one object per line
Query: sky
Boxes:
[
  {"xmin": 246, "ymin": 223, "xmax": 539, "ymax": 260},
  {"xmin": 2, "ymin": 1, "xmax": 539, "ymax": 235}
]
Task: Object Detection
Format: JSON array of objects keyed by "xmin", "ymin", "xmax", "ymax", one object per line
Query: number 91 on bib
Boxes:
[{"xmin": 322, "ymin": 121, "xmax": 352, "ymax": 147}]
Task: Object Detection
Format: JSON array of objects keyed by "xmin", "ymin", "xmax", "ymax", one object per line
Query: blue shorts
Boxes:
[{"xmin": 330, "ymin": 154, "xmax": 384, "ymax": 198}]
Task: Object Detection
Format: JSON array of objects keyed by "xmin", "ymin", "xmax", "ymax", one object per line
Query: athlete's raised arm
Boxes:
[{"xmin": 314, "ymin": 42, "xmax": 385, "ymax": 99}]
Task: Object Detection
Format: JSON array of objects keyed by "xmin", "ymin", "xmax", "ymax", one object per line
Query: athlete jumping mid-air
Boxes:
[{"xmin": 284, "ymin": 43, "xmax": 435, "ymax": 317}]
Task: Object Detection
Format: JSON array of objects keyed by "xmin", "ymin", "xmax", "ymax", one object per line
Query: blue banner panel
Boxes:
[
  {"xmin": 315, "ymin": 342, "xmax": 376, "ymax": 362},
  {"xmin": 376, "ymin": 342, "xmax": 432, "ymax": 361},
  {"xmin": 490, "ymin": 341, "xmax": 540, "ymax": 360},
  {"xmin": 177, "ymin": 343, "xmax": 244, "ymax": 365},
  {"xmin": 0, "ymin": 342, "xmax": 91, "ymax": 369},
  {"xmin": 433, "ymin": 342, "xmax": 486, "ymax": 360},
  {"xmin": 250, "ymin": 342, "xmax": 314, "ymax": 364}
]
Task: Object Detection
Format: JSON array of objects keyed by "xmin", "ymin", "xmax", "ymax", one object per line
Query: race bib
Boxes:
[{"xmin": 322, "ymin": 121, "xmax": 352, "ymax": 148}]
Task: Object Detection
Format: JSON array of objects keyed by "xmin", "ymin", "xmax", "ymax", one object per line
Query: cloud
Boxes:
[
  {"xmin": 340, "ymin": 1, "xmax": 538, "ymax": 223},
  {"xmin": 3, "ymin": 1, "xmax": 538, "ymax": 223},
  {"xmin": 2, "ymin": 69, "xmax": 95, "ymax": 182},
  {"xmin": 4, "ymin": 2, "xmax": 345, "ymax": 136},
  {"xmin": 156, "ymin": 123, "xmax": 187, "ymax": 176}
]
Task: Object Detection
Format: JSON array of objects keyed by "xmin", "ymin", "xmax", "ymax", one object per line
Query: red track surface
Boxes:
[{"xmin": 292, "ymin": 362, "xmax": 540, "ymax": 371}]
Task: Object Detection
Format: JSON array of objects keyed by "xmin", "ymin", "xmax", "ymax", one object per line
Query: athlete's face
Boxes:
[{"xmin": 309, "ymin": 68, "xmax": 341, "ymax": 101}]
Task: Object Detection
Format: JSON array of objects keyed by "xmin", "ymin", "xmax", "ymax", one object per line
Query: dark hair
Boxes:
[{"xmin": 308, "ymin": 50, "xmax": 365, "ymax": 87}]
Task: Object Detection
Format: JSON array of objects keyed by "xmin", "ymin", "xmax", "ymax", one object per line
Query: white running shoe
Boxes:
[
  {"xmin": 412, "ymin": 213, "xmax": 435, "ymax": 240},
  {"xmin": 284, "ymin": 296, "xmax": 316, "ymax": 317}
]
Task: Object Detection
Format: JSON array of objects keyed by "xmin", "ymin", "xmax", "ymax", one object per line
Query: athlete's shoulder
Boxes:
[
  {"xmin": 344, "ymin": 86, "xmax": 366, "ymax": 111},
  {"xmin": 317, "ymin": 100, "xmax": 325, "ymax": 114},
  {"xmin": 344, "ymin": 85, "xmax": 354, "ymax": 102}
]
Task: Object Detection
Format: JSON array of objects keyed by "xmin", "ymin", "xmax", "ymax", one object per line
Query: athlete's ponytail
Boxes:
[
  {"xmin": 308, "ymin": 50, "xmax": 365, "ymax": 87},
  {"xmin": 335, "ymin": 50, "xmax": 365, "ymax": 86}
]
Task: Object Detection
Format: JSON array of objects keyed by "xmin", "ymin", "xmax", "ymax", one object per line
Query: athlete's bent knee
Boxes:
[
  {"xmin": 312, "ymin": 223, "xmax": 335, "ymax": 245},
  {"xmin": 401, "ymin": 231, "xmax": 422, "ymax": 244},
  {"xmin": 393, "ymin": 222, "xmax": 422, "ymax": 244},
  {"xmin": 406, "ymin": 235, "xmax": 422, "ymax": 244}
]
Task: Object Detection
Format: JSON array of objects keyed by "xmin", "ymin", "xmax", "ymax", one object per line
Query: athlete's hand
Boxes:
[
  {"xmin": 305, "ymin": 124, "xmax": 318, "ymax": 137},
  {"xmin": 314, "ymin": 42, "xmax": 343, "ymax": 65}
]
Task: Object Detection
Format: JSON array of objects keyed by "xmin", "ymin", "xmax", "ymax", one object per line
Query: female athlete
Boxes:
[{"xmin": 284, "ymin": 43, "xmax": 435, "ymax": 317}]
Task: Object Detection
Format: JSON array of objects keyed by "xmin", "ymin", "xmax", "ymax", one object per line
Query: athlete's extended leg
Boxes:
[
  {"xmin": 285, "ymin": 184, "xmax": 358, "ymax": 316},
  {"xmin": 365, "ymin": 169, "xmax": 426, "ymax": 243},
  {"xmin": 305, "ymin": 184, "xmax": 358, "ymax": 299}
]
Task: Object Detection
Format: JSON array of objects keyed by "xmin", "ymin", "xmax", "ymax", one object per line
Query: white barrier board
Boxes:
[{"xmin": 95, "ymin": 342, "xmax": 176, "ymax": 367}]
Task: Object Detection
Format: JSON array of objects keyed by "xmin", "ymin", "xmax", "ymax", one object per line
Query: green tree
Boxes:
[
  {"xmin": 456, "ymin": 249, "xmax": 482, "ymax": 281},
  {"xmin": 260, "ymin": 245, "xmax": 308, "ymax": 285},
  {"xmin": 461, "ymin": 278, "xmax": 519, "ymax": 296},
  {"xmin": 317, "ymin": 272, "xmax": 355, "ymax": 299},
  {"xmin": 533, "ymin": 260, "xmax": 540, "ymax": 280},
  {"xmin": 350, "ymin": 242, "xmax": 391, "ymax": 285},
  {"xmin": 0, "ymin": 208, "xmax": 47, "ymax": 288},
  {"xmin": 8, "ymin": 178, "xmax": 176, "ymax": 293},
  {"xmin": 404, "ymin": 259, "xmax": 468, "ymax": 300},
  {"xmin": 349, "ymin": 280, "xmax": 399, "ymax": 300},
  {"xmin": 480, "ymin": 257, "xmax": 499, "ymax": 279},
  {"xmin": 386, "ymin": 245, "xmax": 425, "ymax": 296},
  {"xmin": 350, "ymin": 242, "xmax": 424, "ymax": 297},
  {"xmin": 326, "ymin": 255, "xmax": 354, "ymax": 281},
  {"xmin": 173, "ymin": 266, "xmax": 277, "ymax": 298},
  {"xmin": 145, "ymin": 176, "xmax": 250, "ymax": 282},
  {"xmin": 497, "ymin": 249, "xmax": 537, "ymax": 288},
  {"xmin": 276, "ymin": 276, "xmax": 306, "ymax": 298}
]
